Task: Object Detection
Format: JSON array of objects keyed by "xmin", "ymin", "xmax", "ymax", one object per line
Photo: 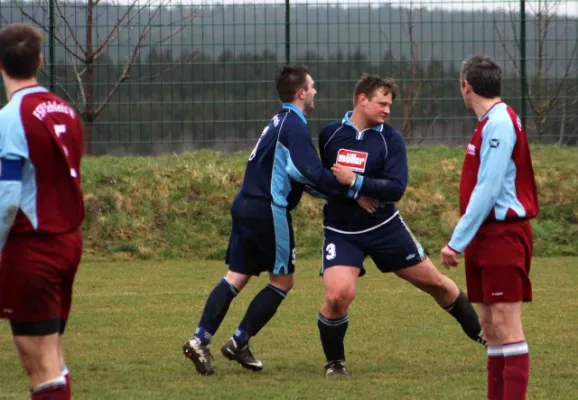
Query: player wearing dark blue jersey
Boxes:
[
  {"xmin": 182, "ymin": 65, "xmax": 357, "ymax": 376},
  {"xmin": 316, "ymin": 74, "xmax": 486, "ymax": 376}
]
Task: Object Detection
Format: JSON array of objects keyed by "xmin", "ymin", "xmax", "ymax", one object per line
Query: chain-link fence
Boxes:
[{"xmin": 0, "ymin": 0, "xmax": 577, "ymax": 155}]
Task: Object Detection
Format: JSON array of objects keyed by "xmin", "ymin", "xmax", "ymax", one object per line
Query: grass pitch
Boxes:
[{"xmin": 1, "ymin": 257, "xmax": 577, "ymax": 399}]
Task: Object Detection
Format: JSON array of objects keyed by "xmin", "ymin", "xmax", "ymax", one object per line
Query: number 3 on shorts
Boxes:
[{"xmin": 325, "ymin": 243, "xmax": 336, "ymax": 260}]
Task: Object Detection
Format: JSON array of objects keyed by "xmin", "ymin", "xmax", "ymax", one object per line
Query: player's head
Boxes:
[
  {"xmin": 460, "ymin": 55, "xmax": 502, "ymax": 110},
  {"xmin": 0, "ymin": 23, "xmax": 43, "ymax": 81},
  {"xmin": 352, "ymin": 74, "xmax": 397, "ymax": 125},
  {"xmin": 275, "ymin": 64, "xmax": 317, "ymax": 115}
]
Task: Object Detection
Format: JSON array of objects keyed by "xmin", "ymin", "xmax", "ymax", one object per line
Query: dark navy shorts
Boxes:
[
  {"xmin": 321, "ymin": 213, "xmax": 427, "ymax": 277},
  {"xmin": 226, "ymin": 194, "xmax": 295, "ymax": 276}
]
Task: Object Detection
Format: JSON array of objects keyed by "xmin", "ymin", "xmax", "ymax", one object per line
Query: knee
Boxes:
[
  {"xmin": 481, "ymin": 308, "xmax": 521, "ymax": 344},
  {"xmin": 269, "ymin": 274, "xmax": 294, "ymax": 293},
  {"xmin": 324, "ymin": 286, "xmax": 355, "ymax": 315}
]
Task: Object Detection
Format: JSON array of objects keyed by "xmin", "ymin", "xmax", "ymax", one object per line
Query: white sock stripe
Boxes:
[
  {"xmin": 222, "ymin": 277, "xmax": 239, "ymax": 295},
  {"xmin": 61, "ymin": 365, "xmax": 69, "ymax": 376},
  {"xmin": 318, "ymin": 314, "xmax": 348, "ymax": 326},
  {"xmin": 503, "ymin": 342, "xmax": 529, "ymax": 357},
  {"xmin": 33, "ymin": 376, "xmax": 67, "ymax": 392},
  {"xmin": 487, "ymin": 345, "xmax": 503, "ymax": 356}
]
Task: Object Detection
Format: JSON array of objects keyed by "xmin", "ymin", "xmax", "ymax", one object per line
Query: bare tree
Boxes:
[
  {"xmin": 494, "ymin": 0, "xmax": 578, "ymax": 140},
  {"xmin": 381, "ymin": 6, "xmax": 435, "ymax": 143},
  {"xmin": 9, "ymin": 0, "xmax": 198, "ymax": 154}
]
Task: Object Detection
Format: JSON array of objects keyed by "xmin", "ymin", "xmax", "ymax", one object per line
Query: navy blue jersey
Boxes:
[
  {"xmin": 319, "ymin": 111, "xmax": 409, "ymax": 233},
  {"xmin": 239, "ymin": 103, "xmax": 352, "ymax": 211}
]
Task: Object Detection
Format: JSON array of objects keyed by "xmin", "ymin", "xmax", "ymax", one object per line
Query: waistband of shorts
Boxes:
[{"xmin": 482, "ymin": 218, "xmax": 532, "ymax": 226}]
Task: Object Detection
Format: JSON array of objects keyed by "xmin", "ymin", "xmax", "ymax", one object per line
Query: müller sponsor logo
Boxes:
[{"xmin": 336, "ymin": 149, "xmax": 368, "ymax": 172}]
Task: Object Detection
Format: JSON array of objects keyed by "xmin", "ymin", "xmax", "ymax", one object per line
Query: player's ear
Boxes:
[{"xmin": 37, "ymin": 54, "xmax": 44, "ymax": 71}]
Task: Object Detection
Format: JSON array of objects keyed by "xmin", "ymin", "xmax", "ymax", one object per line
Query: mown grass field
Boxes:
[{"xmin": 1, "ymin": 257, "xmax": 577, "ymax": 399}]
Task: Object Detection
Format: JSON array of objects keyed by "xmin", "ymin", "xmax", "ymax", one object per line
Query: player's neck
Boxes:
[
  {"xmin": 4, "ymin": 77, "xmax": 39, "ymax": 101},
  {"xmin": 349, "ymin": 110, "xmax": 371, "ymax": 132},
  {"xmin": 473, "ymin": 97, "xmax": 502, "ymax": 119}
]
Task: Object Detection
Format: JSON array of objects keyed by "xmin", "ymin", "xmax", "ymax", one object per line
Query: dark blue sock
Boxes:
[
  {"xmin": 318, "ymin": 313, "xmax": 349, "ymax": 362},
  {"xmin": 234, "ymin": 284, "xmax": 287, "ymax": 346},
  {"xmin": 194, "ymin": 277, "xmax": 238, "ymax": 345}
]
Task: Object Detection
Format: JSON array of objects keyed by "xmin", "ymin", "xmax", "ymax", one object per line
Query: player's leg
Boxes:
[
  {"xmin": 57, "ymin": 332, "xmax": 70, "ymax": 397},
  {"xmin": 182, "ymin": 231, "xmax": 252, "ymax": 375},
  {"xmin": 57, "ymin": 238, "xmax": 81, "ymax": 400},
  {"xmin": 1, "ymin": 234, "xmax": 73, "ymax": 399},
  {"xmin": 318, "ymin": 232, "xmax": 364, "ymax": 376},
  {"xmin": 471, "ymin": 221, "xmax": 533, "ymax": 400},
  {"xmin": 221, "ymin": 272, "xmax": 293, "ymax": 372},
  {"xmin": 480, "ymin": 270, "xmax": 530, "ymax": 400},
  {"xmin": 183, "ymin": 218, "xmax": 252, "ymax": 375},
  {"xmin": 372, "ymin": 216, "xmax": 484, "ymax": 345},
  {"xmin": 222, "ymin": 207, "xmax": 296, "ymax": 371},
  {"xmin": 10, "ymin": 327, "xmax": 68, "ymax": 399},
  {"xmin": 393, "ymin": 257, "xmax": 485, "ymax": 345}
]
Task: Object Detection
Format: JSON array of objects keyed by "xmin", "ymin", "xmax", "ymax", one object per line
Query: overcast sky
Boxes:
[{"xmin": 104, "ymin": 0, "xmax": 578, "ymax": 17}]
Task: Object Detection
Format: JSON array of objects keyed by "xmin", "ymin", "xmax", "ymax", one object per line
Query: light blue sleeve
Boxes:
[
  {"xmin": 448, "ymin": 119, "xmax": 516, "ymax": 253},
  {"xmin": 0, "ymin": 106, "xmax": 28, "ymax": 250}
]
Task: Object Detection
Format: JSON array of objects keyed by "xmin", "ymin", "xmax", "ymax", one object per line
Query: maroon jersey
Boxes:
[
  {"xmin": 0, "ymin": 86, "xmax": 84, "ymax": 235},
  {"xmin": 449, "ymin": 102, "xmax": 539, "ymax": 253}
]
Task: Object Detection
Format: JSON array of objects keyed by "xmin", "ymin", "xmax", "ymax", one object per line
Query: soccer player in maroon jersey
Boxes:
[
  {"xmin": 0, "ymin": 23, "xmax": 84, "ymax": 400},
  {"xmin": 441, "ymin": 55, "xmax": 539, "ymax": 400}
]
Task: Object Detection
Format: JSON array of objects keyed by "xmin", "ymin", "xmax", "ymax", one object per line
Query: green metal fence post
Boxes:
[
  {"xmin": 285, "ymin": 0, "xmax": 290, "ymax": 64},
  {"xmin": 520, "ymin": 0, "xmax": 527, "ymax": 127},
  {"xmin": 49, "ymin": 0, "xmax": 56, "ymax": 92}
]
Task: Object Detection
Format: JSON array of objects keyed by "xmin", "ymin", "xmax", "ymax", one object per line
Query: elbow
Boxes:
[{"xmin": 389, "ymin": 184, "xmax": 406, "ymax": 202}]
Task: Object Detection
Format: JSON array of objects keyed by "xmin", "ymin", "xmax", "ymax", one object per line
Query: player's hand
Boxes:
[
  {"xmin": 331, "ymin": 163, "xmax": 356, "ymax": 186},
  {"xmin": 441, "ymin": 245, "xmax": 459, "ymax": 269},
  {"xmin": 357, "ymin": 196, "xmax": 379, "ymax": 214}
]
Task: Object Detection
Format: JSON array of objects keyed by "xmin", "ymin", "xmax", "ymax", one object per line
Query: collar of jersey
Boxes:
[
  {"xmin": 479, "ymin": 101, "xmax": 505, "ymax": 121},
  {"xmin": 342, "ymin": 111, "xmax": 383, "ymax": 133},
  {"xmin": 282, "ymin": 103, "xmax": 307, "ymax": 124},
  {"xmin": 9, "ymin": 85, "xmax": 48, "ymax": 102}
]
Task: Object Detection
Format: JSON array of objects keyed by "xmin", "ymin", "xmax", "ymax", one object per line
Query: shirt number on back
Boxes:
[
  {"xmin": 54, "ymin": 124, "xmax": 78, "ymax": 178},
  {"xmin": 248, "ymin": 125, "xmax": 269, "ymax": 161}
]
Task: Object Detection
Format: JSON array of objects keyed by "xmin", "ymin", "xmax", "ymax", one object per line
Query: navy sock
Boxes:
[
  {"xmin": 234, "ymin": 284, "xmax": 287, "ymax": 346},
  {"xmin": 444, "ymin": 290, "xmax": 483, "ymax": 342},
  {"xmin": 194, "ymin": 277, "xmax": 238, "ymax": 345},
  {"xmin": 318, "ymin": 313, "xmax": 349, "ymax": 363}
]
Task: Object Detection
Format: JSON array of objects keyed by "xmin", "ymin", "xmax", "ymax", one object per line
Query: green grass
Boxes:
[
  {"xmin": 80, "ymin": 145, "xmax": 578, "ymax": 261},
  {"xmin": 1, "ymin": 257, "xmax": 577, "ymax": 399}
]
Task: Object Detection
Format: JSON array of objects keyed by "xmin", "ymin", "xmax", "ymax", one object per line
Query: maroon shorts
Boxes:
[
  {"xmin": 465, "ymin": 220, "xmax": 533, "ymax": 304},
  {"xmin": 0, "ymin": 230, "xmax": 82, "ymax": 323}
]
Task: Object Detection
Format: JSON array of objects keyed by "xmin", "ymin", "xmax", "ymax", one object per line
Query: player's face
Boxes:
[
  {"xmin": 363, "ymin": 90, "xmax": 392, "ymax": 125},
  {"xmin": 301, "ymin": 74, "xmax": 317, "ymax": 115}
]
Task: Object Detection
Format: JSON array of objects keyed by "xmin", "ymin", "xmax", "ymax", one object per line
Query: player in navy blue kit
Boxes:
[
  {"xmin": 317, "ymin": 74, "xmax": 486, "ymax": 376},
  {"xmin": 182, "ymin": 65, "xmax": 357, "ymax": 376}
]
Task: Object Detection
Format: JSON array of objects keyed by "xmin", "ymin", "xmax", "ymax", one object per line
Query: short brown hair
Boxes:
[
  {"xmin": 353, "ymin": 74, "xmax": 398, "ymax": 104},
  {"xmin": 0, "ymin": 23, "xmax": 43, "ymax": 79},
  {"xmin": 275, "ymin": 64, "xmax": 310, "ymax": 103},
  {"xmin": 460, "ymin": 55, "xmax": 502, "ymax": 98}
]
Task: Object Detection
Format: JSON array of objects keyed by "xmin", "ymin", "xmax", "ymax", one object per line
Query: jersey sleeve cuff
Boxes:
[
  {"xmin": 447, "ymin": 243, "xmax": 462, "ymax": 254},
  {"xmin": 350, "ymin": 174, "xmax": 364, "ymax": 192}
]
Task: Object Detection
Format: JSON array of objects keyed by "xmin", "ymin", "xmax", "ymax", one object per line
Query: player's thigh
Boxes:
[
  {"xmin": 11, "ymin": 331, "xmax": 61, "ymax": 373},
  {"xmin": 322, "ymin": 265, "xmax": 359, "ymax": 305},
  {"xmin": 321, "ymin": 230, "xmax": 365, "ymax": 278},
  {"xmin": 59, "ymin": 230, "xmax": 83, "ymax": 330},
  {"xmin": 225, "ymin": 215, "xmax": 269, "ymax": 283},
  {"xmin": 268, "ymin": 220, "xmax": 295, "ymax": 292},
  {"xmin": 394, "ymin": 257, "xmax": 451, "ymax": 292},
  {"xmin": 0, "ymin": 248, "xmax": 62, "ymax": 326},
  {"xmin": 485, "ymin": 302, "xmax": 525, "ymax": 343}
]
